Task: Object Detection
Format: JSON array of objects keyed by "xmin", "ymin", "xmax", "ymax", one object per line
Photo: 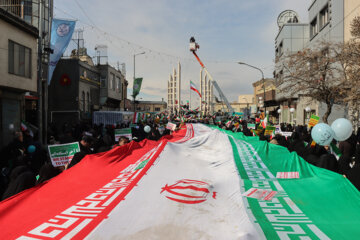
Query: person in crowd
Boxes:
[
  {"xmin": 2, "ymin": 165, "xmax": 36, "ymax": 200},
  {"xmin": 345, "ymin": 144, "xmax": 360, "ymax": 190},
  {"xmin": 66, "ymin": 135, "xmax": 94, "ymax": 169},
  {"xmin": 113, "ymin": 136, "xmax": 130, "ymax": 148},
  {"xmin": 59, "ymin": 129, "xmax": 75, "ymax": 144},
  {"xmin": 0, "ymin": 131, "xmax": 25, "ymax": 172},
  {"xmin": 36, "ymin": 162, "xmax": 63, "ymax": 184},
  {"xmin": 288, "ymin": 132, "xmax": 306, "ymax": 158}
]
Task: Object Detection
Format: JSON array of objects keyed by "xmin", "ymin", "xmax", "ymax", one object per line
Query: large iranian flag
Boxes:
[{"xmin": 0, "ymin": 124, "xmax": 360, "ymax": 239}]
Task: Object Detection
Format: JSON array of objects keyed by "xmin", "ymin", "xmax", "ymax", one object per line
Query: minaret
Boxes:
[
  {"xmin": 207, "ymin": 77, "xmax": 211, "ymax": 115},
  {"xmin": 210, "ymin": 81, "xmax": 213, "ymax": 114},
  {"xmin": 173, "ymin": 68, "xmax": 177, "ymax": 114},
  {"xmin": 168, "ymin": 74, "xmax": 172, "ymax": 113}
]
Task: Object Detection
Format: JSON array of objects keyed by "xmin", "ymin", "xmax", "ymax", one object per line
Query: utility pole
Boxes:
[
  {"xmin": 238, "ymin": 62, "xmax": 266, "ymax": 114},
  {"xmin": 37, "ymin": 0, "xmax": 43, "ymax": 144}
]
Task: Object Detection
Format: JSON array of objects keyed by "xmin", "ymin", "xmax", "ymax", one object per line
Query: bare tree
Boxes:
[
  {"xmin": 278, "ymin": 42, "xmax": 346, "ymax": 123},
  {"xmin": 339, "ymin": 17, "xmax": 360, "ymax": 128},
  {"xmin": 350, "ymin": 16, "xmax": 360, "ymax": 39}
]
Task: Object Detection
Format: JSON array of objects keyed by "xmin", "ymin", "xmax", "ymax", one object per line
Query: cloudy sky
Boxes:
[{"xmin": 54, "ymin": 0, "xmax": 311, "ymax": 106}]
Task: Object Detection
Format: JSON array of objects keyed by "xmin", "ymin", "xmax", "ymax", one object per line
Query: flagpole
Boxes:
[{"xmin": 189, "ymin": 80, "xmax": 191, "ymax": 110}]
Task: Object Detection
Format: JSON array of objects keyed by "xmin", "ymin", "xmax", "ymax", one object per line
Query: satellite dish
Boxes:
[{"xmin": 277, "ymin": 10, "xmax": 300, "ymax": 29}]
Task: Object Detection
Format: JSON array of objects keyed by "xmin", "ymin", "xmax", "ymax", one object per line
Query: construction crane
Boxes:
[{"xmin": 189, "ymin": 37, "xmax": 234, "ymax": 115}]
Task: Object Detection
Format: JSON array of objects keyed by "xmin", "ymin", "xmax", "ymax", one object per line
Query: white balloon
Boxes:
[
  {"xmin": 331, "ymin": 118, "xmax": 353, "ymax": 141},
  {"xmin": 144, "ymin": 125, "xmax": 151, "ymax": 133}
]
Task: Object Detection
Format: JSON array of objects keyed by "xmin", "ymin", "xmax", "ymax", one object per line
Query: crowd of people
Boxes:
[
  {"xmin": 0, "ymin": 119, "xmax": 175, "ymax": 200},
  {"xmin": 215, "ymin": 117, "xmax": 360, "ymax": 191},
  {"xmin": 0, "ymin": 113, "xmax": 359, "ymax": 201}
]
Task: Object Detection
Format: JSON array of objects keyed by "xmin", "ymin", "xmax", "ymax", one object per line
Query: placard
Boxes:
[
  {"xmin": 115, "ymin": 128, "xmax": 132, "ymax": 141},
  {"xmin": 166, "ymin": 122, "xmax": 177, "ymax": 131},
  {"xmin": 276, "ymin": 172, "xmax": 300, "ymax": 179},
  {"xmin": 48, "ymin": 142, "xmax": 80, "ymax": 167},
  {"xmin": 308, "ymin": 114, "xmax": 320, "ymax": 128},
  {"xmin": 280, "ymin": 132, "xmax": 293, "ymax": 137},
  {"xmin": 242, "ymin": 188, "xmax": 277, "ymax": 201},
  {"xmin": 264, "ymin": 126, "xmax": 276, "ymax": 136}
]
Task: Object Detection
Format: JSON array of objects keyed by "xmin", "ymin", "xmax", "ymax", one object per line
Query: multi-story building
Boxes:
[
  {"xmin": 1, "ymin": 0, "xmax": 53, "ymax": 142},
  {"xmin": 214, "ymin": 94, "xmax": 254, "ymax": 117},
  {"xmin": 48, "ymin": 51, "xmax": 128, "ymax": 130},
  {"xmin": 48, "ymin": 57, "xmax": 100, "ymax": 128},
  {"xmin": 308, "ymin": 0, "xmax": 359, "ymax": 44},
  {"xmin": 0, "ymin": 7, "xmax": 38, "ymax": 147},
  {"xmin": 133, "ymin": 100, "xmax": 167, "ymax": 112},
  {"xmin": 274, "ymin": 14, "xmax": 309, "ymax": 124},
  {"xmin": 274, "ymin": 0, "xmax": 358, "ymax": 125},
  {"xmin": 98, "ymin": 64, "xmax": 127, "ymax": 111}
]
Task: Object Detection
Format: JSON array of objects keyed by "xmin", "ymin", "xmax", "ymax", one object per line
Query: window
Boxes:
[
  {"xmin": 310, "ymin": 17, "xmax": 318, "ymax": 38},
  {"xmin": 81, "ymin": 91, "xmax": 85, "ymax": 112},
  {"xmin": 110, "ymin": 74, "xmax": 113, "ymax": 90},
  {"xmin": 8, "ymin": 40, "xmax": 32, "ymax": 78},
  {"xmin": 320, "ymin": 5, "xmax": 329, "ymax": 29},
  {"xmin": 155, "ymin": 107, "xmax": 160, "ymax": 111},
  {"xmin": 109, "ymin": 73, "xmax": 115, "ymax": 90},
  {"xmin": 116, "ymin": 76, "xmax": 121, "ymax": 93},
  {"xmin": 279, "ymin": 41, "xmax": 283, "ymax": 56},
  {"xmin": 87, "ymin": 92, "xmax": 90, "ymax": 112},
  {"xmin": 100, "ymin": 77, "xmax": 106, "ymax": 88}
]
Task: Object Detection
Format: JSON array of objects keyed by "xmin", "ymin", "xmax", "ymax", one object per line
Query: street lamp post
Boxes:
[
  {"xmin": 238, "ymin": 62, "xmax": 266, "ymax": 114},
  {"xmin": 133, "ymin": 51, "xmax": 145, "ymax": 112}
]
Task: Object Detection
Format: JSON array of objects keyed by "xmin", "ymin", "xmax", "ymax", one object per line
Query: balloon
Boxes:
[
  {"xmin": 27, "ymin": 145, "xmax": 36, "ymax": 153},
  {"xmin": 144, "ymin": 125, "xmax": 151, "ymax": 133},
  {"xmin": 331, "ymin": 118, "xmax": 353, "ymax": 141},
  {"xmin": 311, "ymin": 123, "xmax": 334, "ymax": 146}
]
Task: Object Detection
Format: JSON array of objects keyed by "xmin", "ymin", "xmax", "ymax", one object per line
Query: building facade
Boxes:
[
  {"xmin": 48, "ymin": 58, "xmax": 100, "ymax": 128},
  {"xmin": 133, "ymin": 100, "xmax": 167, "ymax": 112},
  {"xmin": 48, "ymin": 55, "xmax": 128, "ymax": 130},
  {"xmin": 274, "ymin": 0, "xmax": 358, "ymax": 125},
  {"xmin": 0, "ymin": 7, "xmax": 38, "ymax": 147},
  {"xmin": 215, "ymin": 94, "xmax": 254, "ymax": 116},
  {"xmin": 274, "ymin": 21, "xmax": 309, "ymax": 124},
  {"xmin": 98, "ymin": 64, "xmax": 127, "ymax": 111}
]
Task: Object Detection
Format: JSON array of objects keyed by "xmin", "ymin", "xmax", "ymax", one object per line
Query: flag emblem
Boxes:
[{"xmin": 161, "ymin": 179, "xmax": 216, "ymax": 204}]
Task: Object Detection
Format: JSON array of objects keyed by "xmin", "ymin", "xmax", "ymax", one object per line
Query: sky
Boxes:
[{"xmin": 54, "ymin": 0, "xmax": 312, "ymax": 106}]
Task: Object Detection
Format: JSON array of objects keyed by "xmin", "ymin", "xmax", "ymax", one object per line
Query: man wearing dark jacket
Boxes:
[{"xmin": 66, "ymin": 136, "xmax": 93, "ymax": 169}]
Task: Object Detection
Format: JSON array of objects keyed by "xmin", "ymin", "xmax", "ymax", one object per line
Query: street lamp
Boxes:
[
  {"xmin": 290, "ymin": 107, "xmax": 295, "ymax": 125},
  {"xmin": 238, "ymin": 62, "xmax": 266, "ymax": 114},
  {"xmin": 133, "ymin": 51, "xmax": 145, "ymax": 112}
]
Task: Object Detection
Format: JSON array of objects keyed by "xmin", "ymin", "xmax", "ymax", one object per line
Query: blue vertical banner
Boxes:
[{"xmin": 48, "ymin": 19, "xmax": 76, "ymax": 85}]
